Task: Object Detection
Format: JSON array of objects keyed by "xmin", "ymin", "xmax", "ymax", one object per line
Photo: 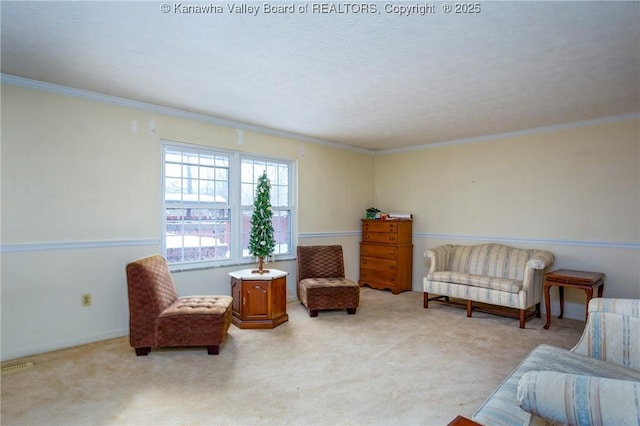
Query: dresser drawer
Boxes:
[
  {"xmin": 360, "ymin": 244, "xmax": 398, "ymax": 259},
  {"xmin": 363, "ymin": 221, "xmax": 397, "ymax": 233},
  {"xmin": 360, "ymin": 256, "xmax": 397, "ymax": 272},
  {"xmin": 362, "ymin": 232, "xmax": 399, "ymax": 244},
  {"xmin": 359, "ymin": 268, "xmax": 397, "ymax": 286}
]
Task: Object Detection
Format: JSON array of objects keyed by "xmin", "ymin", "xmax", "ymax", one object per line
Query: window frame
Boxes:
[{"xmin": 161, "ymin": 140, "xmax": 297, "ymax": 270}]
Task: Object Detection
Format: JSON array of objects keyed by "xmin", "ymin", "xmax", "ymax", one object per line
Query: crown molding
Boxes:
[
  {"xmin": 376, "ymin": 112, "xmax": 640, "ymax": 156},
  {"xmin": 3, "ymin": 73, "xmax": 638, "ymax": 157},
  {"xmin": 0, "ymin": 73, "xmax": 374, "ymax": 155}
]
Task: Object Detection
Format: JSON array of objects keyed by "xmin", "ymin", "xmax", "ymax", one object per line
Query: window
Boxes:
[
  {"xmin": 162, "ymin": 141, "xmax": 296, "ymax": 268},
  {"xmin": 240, "ymin": 157, "xmax": 292, "ymax": 257}
]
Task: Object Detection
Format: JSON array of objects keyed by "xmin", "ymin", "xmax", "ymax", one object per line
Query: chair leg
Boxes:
[
  {"xmin": 519, "ymin": 310, "xmax": 526, "ymax": 329},
  {"xmin": 423, "ymin": 292, "xmax": 429, "ymax": 308},
  {"xmin": 535, "ymin": 303, "xmax": 541, "ymax": 318},
  {"xmin": 466, "ymin": 300, "xmax": 473, "ymax": 317},
  {"xmin": 207, "ymin": 345, "xmax": 220, "ymax": 355},
  {"xmin": 135, "ymin": 347, "xmax": 150, "ymax": 356},
  {"xmin": 346, "ymin": 308, "xmax": 356, "ymax": 315},
  {"xmin": 309, "ymin": 310, "xmax": 318, "ymax": 317}
]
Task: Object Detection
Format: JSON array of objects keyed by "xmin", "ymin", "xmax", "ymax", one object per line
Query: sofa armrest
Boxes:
[
  {"xmin": 424, "ymin": 245, "xmax": 454, "ymax": 274},
  {"xmin": 526, "ymin": 250, "xmax": 554, "ymax": 270},
  {"xmin": 572, "ymin": 298, "xmax": 640, "ymax": 369},
  {"xmin": 520, "ymin": 250, "xmax": 554, "ymax": 299},
  {"xmin": 587, "ymin": 297, "xmax": 640, "ymax": 317},
  {"xmin": 517, "ymin": 371, "xmax": 640, "ymax": 426}
]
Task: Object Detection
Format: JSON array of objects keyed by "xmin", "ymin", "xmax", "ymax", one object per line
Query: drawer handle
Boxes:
[{"xmin": 388, "ymin": 236, "xmax": 396, "ymax": 241}]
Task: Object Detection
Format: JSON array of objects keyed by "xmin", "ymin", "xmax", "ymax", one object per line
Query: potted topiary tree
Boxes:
[{"xmin": 248, "ymin": 171, "xmax": 275, "ymax": 274}]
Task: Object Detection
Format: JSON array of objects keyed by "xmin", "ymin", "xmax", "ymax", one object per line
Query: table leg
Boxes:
[
  {"xmin": 597, "ymin": 282, "xmax": 604, "ymax": 297},
  {"xmin": 558, "ymin": 286, "xmax": 564, "ymax": 319},
  {"xmin": 543, "ymin": 283, "xmax": 552, "ymax": 330},
  {"xmin": 584, "ymin": 287, "xmax": 594, "ymax": 320}
]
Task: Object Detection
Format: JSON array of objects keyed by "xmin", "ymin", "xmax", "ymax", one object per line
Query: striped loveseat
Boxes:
[
  {"xmin": 423, "ymin": 243, "xmax": 554, "ymax": 328},
  {"xmin": 473, "ymin": 298, "xmax": 640, "ymax": 425}
]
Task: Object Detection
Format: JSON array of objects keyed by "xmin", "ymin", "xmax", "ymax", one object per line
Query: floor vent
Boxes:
[{"xmin": 1, "ymin": 361, "xmax": 34, "ymax": 375}]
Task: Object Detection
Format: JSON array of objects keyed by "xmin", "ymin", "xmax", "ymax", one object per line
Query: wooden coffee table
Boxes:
[{"xmin": 543, "ymin": 269, "xmax": 605, "ymax": 330}]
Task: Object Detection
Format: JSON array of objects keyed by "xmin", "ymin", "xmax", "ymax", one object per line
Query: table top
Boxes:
[
  {"xmin": 447, "ymin": 416, "xmax": 481, "ymax": 426},
  {"xmin": 545, "ymin": 269, "xmax": 605, "ymax": 285},
  {"xmin": 229, "ymin": 268, "xmax": 288, "ymax": 280}
]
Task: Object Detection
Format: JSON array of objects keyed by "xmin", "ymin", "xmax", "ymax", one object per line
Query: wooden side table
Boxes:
[
  {"xmin": 447, "ymin": 415, "xmax": 481, "ymax": 426},
  {"xmin": 229, "ymin": 269, "xmax": 288, "ymax": 329},
  {"xmin": 543, "ymin": 269, "xmax": 605, "ymax": 330}
]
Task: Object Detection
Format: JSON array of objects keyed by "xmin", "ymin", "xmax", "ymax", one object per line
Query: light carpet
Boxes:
[{"xmin": 1, "ymin": 288, "xmax": 584, "ymax": 425}]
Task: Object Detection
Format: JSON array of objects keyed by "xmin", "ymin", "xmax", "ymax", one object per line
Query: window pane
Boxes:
[
  {"xmin": 165, "ymin": 150, "xmax": 182, "ymax": 163},
  {"xmin": 199, "ymin": 155, "xmax": 216, "ymax": 166},
  {"xmin": 217, "ymin": 181, "xmax": 228, "ymax": 203},
  {"xmin": 241, "ymin": 208, "xmax": 252, "ymax": 257},
  {"xmin": 273, "ymin": 210, "xmax": 290, "ymax": 255},
  {"xmin": 241, "ymin": 158, "xmax": 290, "ymax": 208},
  {"xmin": 165, "ymin": 162, "xmax": 181, "ymax": 178},
  {"xmin": 241, "ymin": 208, "xmax": 291, "ymax": 257},
  {"xmin": 165, "ymin": 178, "xmax": 181, "ymax": 202},
  {"xmin": 166, "ymin": 207, "xmax": 231, "ymax": 263},
  {"xmin": 241, "ymin": 183, "xmax": 254, "ymax": 206}
]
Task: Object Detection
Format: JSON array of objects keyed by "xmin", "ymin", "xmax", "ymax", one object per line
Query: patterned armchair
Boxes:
[
  {"xmin": 473, "ymin": 298, "xmax": 640, "ymax": 425},
  {"xmin": 296, "ymin": 245, "xmax": 360, "ymax": 317},
  {"xmin": 125, "ymin": 255, "xmax": 233, "ymax": 355}
]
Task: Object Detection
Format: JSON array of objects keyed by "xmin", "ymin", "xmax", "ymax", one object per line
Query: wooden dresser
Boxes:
[{"xmin": 359, "ymin": 219, "xmax": 413, "ymax": 294}]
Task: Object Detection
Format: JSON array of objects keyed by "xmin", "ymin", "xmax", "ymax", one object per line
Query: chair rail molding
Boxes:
[
  {"xmin": 298, "ymin": 230, "xmax": 638, "ymax": 249},
  {"xmin": 414, "ymin": 233, "xmax": 640, "ymax": 249},
  {"xmin": 0, "ymin": 239, "xmax": 160, "ymax": 253}
]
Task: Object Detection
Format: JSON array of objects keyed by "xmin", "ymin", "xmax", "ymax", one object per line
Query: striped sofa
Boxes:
[
  {"xmin": 473, "ymin": 298, "xmax": 640, "ymax": 425},
  {"xmin": 423, "ymin": 243, "xmax": 554, "ymax": 328}
]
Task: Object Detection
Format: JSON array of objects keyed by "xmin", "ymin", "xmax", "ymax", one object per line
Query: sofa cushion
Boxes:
[
  {"xmin": 298, "ymin": 277, "xmax": 360, "ymax": 310},
  {"xmin": 473, "ymin": 344, "xmax": 640, "ymax": 426},
  {"xmin": 427, "ymin": 271, "xmax": 523, "ymax": 293},
  {"xmin": 157, "ymin": 296, "xmax": 232, "ymax": 347},
  {"xmin": 160, "ymin": 295, "xmax": 233, "ymax": 317},
  {"xmin": 300, "ymin": 277, "xmax": 359, "ymax": 289},
  {"xmin": 449, "ymin": 244, "xmax": 536, "ymax": 281},
  {"xmin": 517, "ymin": 371, "xmax": 640, "ymax": 426}
]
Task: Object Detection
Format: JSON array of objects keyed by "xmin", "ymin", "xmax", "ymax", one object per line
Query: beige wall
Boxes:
[
  {"xmin": 375, "ymin": 118, "xmax": 640, "ymax": 315},
  {"xmin": 0, "ymin": 84, "xmax": 374, "ymax": 360},
  {"xmin": 2, "ymin": 82, "xmax": 638, "ymax": 361}
]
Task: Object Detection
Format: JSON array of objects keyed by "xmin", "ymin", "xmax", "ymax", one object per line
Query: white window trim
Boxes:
[{"xmin": 161, "ymin": 140, "xmax": 297, "ymax": 271}]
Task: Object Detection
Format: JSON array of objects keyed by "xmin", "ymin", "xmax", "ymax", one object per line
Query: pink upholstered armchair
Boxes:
[{"xmin": 125, "ymin": 255, "xmax": 232, "ymax": 355}]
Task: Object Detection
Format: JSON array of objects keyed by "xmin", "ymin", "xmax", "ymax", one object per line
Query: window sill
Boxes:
[{"xmin": 169, "ymin": 256, "xmax": 296, "ymax": 273}]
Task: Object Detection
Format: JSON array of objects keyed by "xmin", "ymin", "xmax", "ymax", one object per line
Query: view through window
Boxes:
[{"xmin": 162, "ymin": 142, "xmax": 295, "ymax": 267}]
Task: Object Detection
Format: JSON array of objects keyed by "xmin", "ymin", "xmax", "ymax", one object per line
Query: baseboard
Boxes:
[{"xmin": 1, "ymin": 328, "xmax": 129, "ymax": 363}]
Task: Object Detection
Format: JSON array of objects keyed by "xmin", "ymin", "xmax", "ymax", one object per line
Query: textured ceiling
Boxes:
[{"xmin": 1, "ymin": 1, "xmax": 639, "ymax": 152}]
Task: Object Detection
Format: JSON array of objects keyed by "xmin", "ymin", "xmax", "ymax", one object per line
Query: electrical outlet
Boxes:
[{"xmin": 81, "ymin": 294, "xmax": 92, "ymax": 307}]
